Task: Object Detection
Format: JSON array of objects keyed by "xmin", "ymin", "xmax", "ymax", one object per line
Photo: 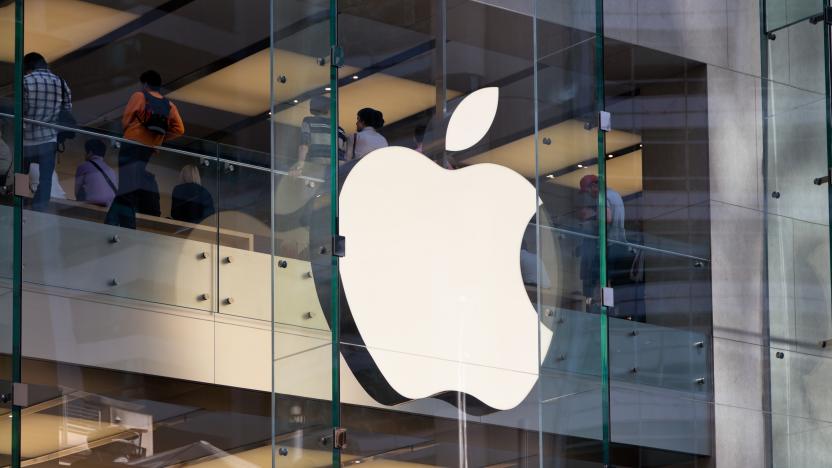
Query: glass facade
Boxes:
[{"xmin": 0, "ymin": 0, "xmax": 829, "ymax": 466}]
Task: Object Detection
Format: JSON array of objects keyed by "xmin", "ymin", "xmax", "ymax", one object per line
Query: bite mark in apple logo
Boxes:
[{"xmin": 338, "ymin": 87, "xmax": 553, "ymax": 414}]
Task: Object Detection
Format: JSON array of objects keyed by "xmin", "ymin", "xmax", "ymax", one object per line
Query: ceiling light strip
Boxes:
[{"xmin": 545, "ymin": 142, "xmax": 642, "ymax": 179}]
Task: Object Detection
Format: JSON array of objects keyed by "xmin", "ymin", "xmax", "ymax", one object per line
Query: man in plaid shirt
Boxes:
[{"xmin": 23, "ymin": 52, "xmax": 71, "ymax": 210}]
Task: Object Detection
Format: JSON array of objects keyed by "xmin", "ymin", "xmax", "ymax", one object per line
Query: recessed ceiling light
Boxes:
[
  {"xmin": 292, "ymin": 99, "xmax": 299, "ymax": 104},
  {"xmin": 577, "ymin": 164, "xmax": 583, "ymax": 168},
  {"xmin": 608, "ymin": 154, "xmax": 613, "ymax": 158},
  {"xmin": 325, "ymin": 87, "xmax": 331, "ymax": 91},
  {"xmin": 352, "ymin": 75, "xmax": 359, "ymax": 80}
]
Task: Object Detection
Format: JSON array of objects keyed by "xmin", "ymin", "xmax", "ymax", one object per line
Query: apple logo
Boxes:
[{"xmin": 338, "ymin": 87, "xmax": 554, "ymax": 413}]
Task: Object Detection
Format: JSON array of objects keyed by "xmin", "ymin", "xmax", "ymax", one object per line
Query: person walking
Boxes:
[
  {"xmin": 22, "ymin": 52, "xmax": 72, "ymax": 210},
  {"xmin": 106, "ymin": 70, "xmax": 184, "ymax": 228},
  {"xmin": 292, "ymin": 95, "xmax": 347, "ymax": 176}
]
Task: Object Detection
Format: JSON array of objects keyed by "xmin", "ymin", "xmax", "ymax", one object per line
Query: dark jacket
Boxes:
[{"xmin": 171, "ymin": 182, "xmax": 215, "ymax": 224}]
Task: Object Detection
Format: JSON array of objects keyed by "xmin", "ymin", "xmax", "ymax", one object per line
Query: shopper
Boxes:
[
  {"xmin": 106, "ymin": 70, "xmax": 184, "ymax": 228},
  {"xmin": 291, "ymin": 95, "xmax": 347, "ymax": 176},
  {"xmin": 75, "ymin": 139, "xmax": 117, "ymax": 207},
  {"xmin": 346, "ymin": 107, "xmax": 387, "ymax": 160},
  {"xmin": 577, "ymin": 174, "xmax": 631, "ymax": 306},
  {"xmin": 171, "ymin": 164, "xmax": 215, "ymax": 224},
  {"xmin": 22, "ymin": 52, "xmax": 72, "ymax": 210}
]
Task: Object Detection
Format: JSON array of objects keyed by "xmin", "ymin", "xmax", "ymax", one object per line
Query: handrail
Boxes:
[
  {"xmin": 3, "ymin": 113, "xmax": 712, "ymax": 262},
  {"xmin": 538, "ymin": 223, "xmax": 711, "ymax": 263},
  {"xmin": 0, "ymin": 112, "xmax": 326, "ymax": 183}
]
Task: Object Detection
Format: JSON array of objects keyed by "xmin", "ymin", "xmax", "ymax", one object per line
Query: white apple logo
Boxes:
[{"xmin": 339, "ymin": 87, "xmax": 553, "ymax": 412}]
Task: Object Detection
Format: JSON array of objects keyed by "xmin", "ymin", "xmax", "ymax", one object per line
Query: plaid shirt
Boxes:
[
  {"xmin": 23, "ymin": 69, "xmax": 72, "ymax": 145},
  {"xmin": 301, "ymin": 115, "xmax": 347, "ymax": 160}
]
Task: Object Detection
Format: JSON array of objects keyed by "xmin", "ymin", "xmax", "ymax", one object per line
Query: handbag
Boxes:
[{"xmin": 55, "ymin": 77, "xmax": 76, "ymax": 151}]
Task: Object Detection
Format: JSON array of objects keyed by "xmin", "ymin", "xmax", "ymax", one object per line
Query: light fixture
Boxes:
[
  {"xmin": 325, "ymin": 87, "xmax": 331, "ymax": 91},
  {"xmin": 292, "ymin": 99, "xmax": 299, "ymax": 104},
  {"xmin": 608, "ymin": 154, "xmax": 613, "ymax": 158},
  {"xmin": 546, "ymin": 174, "xmax": 554, "ymax": 179},
  {"xmin": 352, "ymin": 75, "xmax": 359, "ymax": 80},
  {"xmin": 639, "ymin": 144, "xmax": 643, "ymax": 147},
  {"xmin": 577, "ymin": 164, "xmax": 584, "ymax": 168}
]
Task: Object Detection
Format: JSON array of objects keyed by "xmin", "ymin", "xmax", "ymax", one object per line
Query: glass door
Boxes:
[{"xmin": 764, "ymin": 1, "xmax": 832, "ymax": 466}]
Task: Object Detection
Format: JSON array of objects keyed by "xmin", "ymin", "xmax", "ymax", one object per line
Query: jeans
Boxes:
[
  {"xmin": 23, "ymin": 142, "xmax": 57, "ymax": 211},
  {"xmin": 106, "ymin": 142, "xmax": 154, "ymax": 228}
]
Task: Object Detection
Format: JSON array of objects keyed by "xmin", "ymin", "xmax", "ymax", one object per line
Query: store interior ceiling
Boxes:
[{"xmin": 0, "ymin": 0, "xmax": 666, "ymax": 196}]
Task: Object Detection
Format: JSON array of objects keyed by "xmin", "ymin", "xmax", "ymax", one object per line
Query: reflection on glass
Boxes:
[{"xmin": 1, "ymin": 0, "xmax": 828, "ymax": 465}]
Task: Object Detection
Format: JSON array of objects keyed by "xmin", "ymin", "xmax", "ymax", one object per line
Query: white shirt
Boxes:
[
  {"xmin": 347, "ymin": 127, "xmax": 388, "ymax": 160},
  {"xmin": 606, "ymin": 188, "xmax": 626, "ymax": 242}
]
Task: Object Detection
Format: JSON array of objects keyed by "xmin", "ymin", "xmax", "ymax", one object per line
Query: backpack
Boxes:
[{"xmin": 140, "ymin": 90, "xmax": 171, "ymax": 135}]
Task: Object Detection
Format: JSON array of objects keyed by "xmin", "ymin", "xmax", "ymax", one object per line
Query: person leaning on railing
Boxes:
[{"xmin": 106, "ymin": 69, "xmax": 184, "ymax": 229}]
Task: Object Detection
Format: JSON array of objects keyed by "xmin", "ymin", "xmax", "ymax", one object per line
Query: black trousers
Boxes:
[{"xmin": 105, "ymin": 142, "xmax": 154, "ymax": 229}]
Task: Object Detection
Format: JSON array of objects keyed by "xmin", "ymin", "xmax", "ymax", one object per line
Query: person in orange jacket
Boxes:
[{"xmin": 106, "ymin": 70, "xmax": 184, "ymax": 228}]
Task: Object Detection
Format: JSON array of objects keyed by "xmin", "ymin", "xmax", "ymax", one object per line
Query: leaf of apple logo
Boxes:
[{"xmin": 339, "ymin": 87, "xmax": 553, "ymax": 413}]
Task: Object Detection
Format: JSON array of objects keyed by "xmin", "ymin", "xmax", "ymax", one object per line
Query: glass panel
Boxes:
[
  {"xmin": 600, "ymin": 4, "xmax": 722, "ymax": 466},
  {"xmin": 764, "ymin": 3, "xmax": 832, "ymax": 466},
  {"xmin": 0, "ymin": 0, "xmax": 17, "ymax": 462},
  {"xmin": 602, "ymin": 41, "xmax": 710, "ymax": 260},
  {"xmin": 272, "ymin": 0, "xmax": 336, "ymax": 465},
  {"xmin": 15, "ymin": 1, "xmax": 278, "ymax": 465},
  {"xmin": 331, "ymin": 0, "xmax": 607, "ymax": 465},
  {"xmin": 610, "ymin": 386, "xmax": 713, "ymax": 465},
  {"xmin": 20, "ymin": 136, "xmax": 218, "ymax": 312},
  {"xmin": 0, "ymin": 115, "xmax": 13, "ymax": 467},
  {"xmin": 766, "ymin": 0, "xmax": 826, "ymax": 32},
  {"xmin": 215, "ymin": 147, "xmax": 271, "ymax": 322},
  {"xmin": 538, "ymin": 1, "xmax": 607, "ymax": 465},
  {"xmin": 16, "ymin": 363, "xmax": 273, "ymax": 467},
  {"xmin": 336, "ymin": 0, "xmax": 536, "ymax": 463}
]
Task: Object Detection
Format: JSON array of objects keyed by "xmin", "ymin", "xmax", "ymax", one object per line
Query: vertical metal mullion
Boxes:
[
  {"xmin": 329, "ymin": 1, "xmax": 341, "ymax": 467},
  {"xmin": 594, "ymin": 0, "xmax": 610, "ymax": 466},
  {"xmin": 11, "ymin": 0, "xmax": 24, "ymax": 467}
]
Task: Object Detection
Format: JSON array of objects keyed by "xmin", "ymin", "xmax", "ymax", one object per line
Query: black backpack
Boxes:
[{"xmin": 141, "ymin": 90, "xmax": 171, "ymax": 135}]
